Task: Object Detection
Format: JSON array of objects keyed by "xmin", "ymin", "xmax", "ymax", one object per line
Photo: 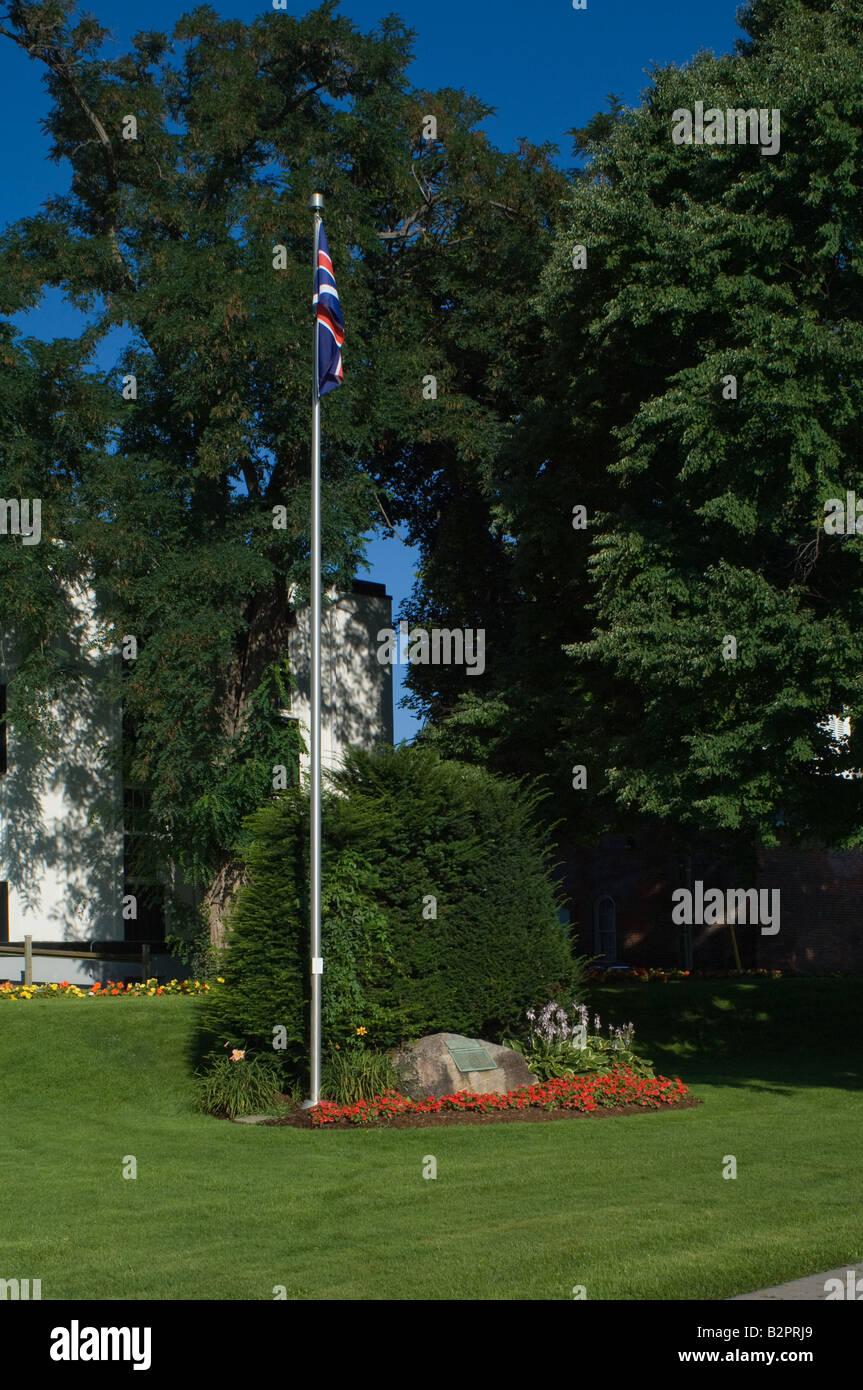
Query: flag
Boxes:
[{"xmin": 314, "ymin": 223, "xmax": 344, "ymax": 397}]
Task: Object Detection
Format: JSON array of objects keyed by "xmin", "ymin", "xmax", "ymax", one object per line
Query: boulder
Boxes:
[{"xmin": 391, "ymin": 1032, "xmax": 538, "ymax": 1101}]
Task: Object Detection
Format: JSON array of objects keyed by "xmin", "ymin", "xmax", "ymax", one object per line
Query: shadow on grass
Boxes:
[
  {"xmin": 648, "ymin": 1046, "xmax": 862, "ymax": 1095},
  {"xmin": 591, "ymin": 977, "xmax": 863, "ymax": 1094}
]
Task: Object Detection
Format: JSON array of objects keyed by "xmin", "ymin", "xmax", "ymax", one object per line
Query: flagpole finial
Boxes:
[{"xmin": 310, "ymin": 192, "xmax": 324, "ymax": 210}]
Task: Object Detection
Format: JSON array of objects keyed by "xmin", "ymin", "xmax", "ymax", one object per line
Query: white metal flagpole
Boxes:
[{"xmin": 306, "ymin": 191, "xmax": 324, "ymax": 1108}]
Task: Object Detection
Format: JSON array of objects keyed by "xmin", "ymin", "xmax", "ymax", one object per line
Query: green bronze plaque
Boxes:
[{"xmin": 445, "ymin": 1040, "xmax": 497, "ymax": 1073}]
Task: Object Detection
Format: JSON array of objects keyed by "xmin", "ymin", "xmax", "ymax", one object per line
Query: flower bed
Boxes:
[
  {"xmin": 309, "ymin": 1066, "xmax": 690, "ymax": 1127},
  {"xmin": 0, "ymin": 977, "xmax": 211, "ymax": 1000},
  {"xmin": 588, "ymin": 967, "xmax": 784, "ymax": 982}
]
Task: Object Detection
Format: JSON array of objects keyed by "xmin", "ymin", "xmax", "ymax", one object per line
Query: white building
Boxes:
[
  {"xmin": 289, "ymin": 580, "xmax": 394, "ymax": 781},
  {"xmin": 0, "ymin": 580, "xmax": 393, "ymax": 984}
]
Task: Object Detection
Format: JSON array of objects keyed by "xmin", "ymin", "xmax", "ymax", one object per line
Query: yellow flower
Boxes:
[
  {"xmin": 216, "ymin": 977, "xmax": 225, "ymax": 984},
  {"xmin": 356, "ymin": 1026, "xmax": 367, "ymax": 1036}
]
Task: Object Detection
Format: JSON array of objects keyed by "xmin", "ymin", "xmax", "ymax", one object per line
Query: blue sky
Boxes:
[{"xmin": 0, "ymin": 0, "xmax": 745, "ymax": 740}]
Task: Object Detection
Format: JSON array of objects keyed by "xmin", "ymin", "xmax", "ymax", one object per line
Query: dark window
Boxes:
[
  {"xmin": 123, "ymin": 785, "xmax": 165, "ymax": 944},
  {"xmin": 123, "ymin": 889, "xmax": 166, "ymax": 944},
  {"xmin": 594, "ymin": 895, "xmax": 617, "ymax": 964},
  {"xmin": 0, "ymin": 882, "xmax": 8, "ymax": 943}
]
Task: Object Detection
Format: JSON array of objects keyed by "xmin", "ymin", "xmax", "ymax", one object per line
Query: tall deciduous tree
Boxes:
[
  {"xmin": 418, "ymin": 0, "xmax": 863, "ymax": 853},
  {"xmin": 0, "ymin": 0, "xmax": 566, "ymax": 940}
]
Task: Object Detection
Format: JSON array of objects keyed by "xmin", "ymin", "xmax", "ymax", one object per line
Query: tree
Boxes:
[
  {"xmin": 416, "ymin": 0, "xmax": 863, "ymax": 854},
  {"xmin": 0, "ymin": 0, "xmax": 567, "ymax": 940}
]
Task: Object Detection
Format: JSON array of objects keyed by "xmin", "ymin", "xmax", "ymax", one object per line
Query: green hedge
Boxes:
[{"xmin": 202, "ymin": 746, "xmax": 583, "ymax": 1069}]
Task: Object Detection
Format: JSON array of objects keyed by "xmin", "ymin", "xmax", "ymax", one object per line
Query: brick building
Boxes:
[{"xmin": 561, "ymin": 827, "xmax": 863, "ymax": 974}]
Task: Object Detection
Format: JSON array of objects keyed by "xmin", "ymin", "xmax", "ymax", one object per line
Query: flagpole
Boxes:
[{"xmin": 306, "ymin": 190, "xmax": 324, "ymax": 1108}]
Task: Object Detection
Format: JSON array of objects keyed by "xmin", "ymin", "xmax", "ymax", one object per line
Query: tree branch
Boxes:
[{"xmin": 0, "ymin": 18, "xmax": 136, "ymax": 294}]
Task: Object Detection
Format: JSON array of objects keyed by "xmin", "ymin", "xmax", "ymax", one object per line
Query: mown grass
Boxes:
[{"xmin": 0, "ymin": 979, "xmax": 860, "ymax": 1300}]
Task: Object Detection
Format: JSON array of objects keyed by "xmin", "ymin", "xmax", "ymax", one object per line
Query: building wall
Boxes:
[
  {"xmin": 562, "ymin": 829, "xmax": 863, "ymax": 974},
  {"xmin": 754, "ymin": 844, "xmax": 863, "ymax": 973},
  {"xmin": 1, "ymin": 584, "xmax": 126, "ymax": 983},
  {"xmin": 288, "ymin": 581, "xmax": 394, "ymax": 782},
  {"xmin": 1, "ymin": 580, "xmax": 394, "ymax": 984}
]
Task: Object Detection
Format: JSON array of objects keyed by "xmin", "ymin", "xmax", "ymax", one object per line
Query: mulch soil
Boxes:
[{"xmin": 256, "ymin": 1094, "xmax": 702, "ymax": 1131}]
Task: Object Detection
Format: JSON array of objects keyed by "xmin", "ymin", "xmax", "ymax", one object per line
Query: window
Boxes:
[
  {"xmin": 0, "ymin": 882, "xmax": 7, "ymax": 943},
  {"xmin": 593, "ymin": 895, "xmax": 617, "ymax": 964},
  {"xmin": 123, "ymin": 786, "xmax": 165, "ymax": 945}
]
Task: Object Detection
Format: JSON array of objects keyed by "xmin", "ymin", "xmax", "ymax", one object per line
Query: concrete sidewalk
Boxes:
[{"xmin": 730, "ymin": 1262, "xmax": 863, "ymax": 1300}]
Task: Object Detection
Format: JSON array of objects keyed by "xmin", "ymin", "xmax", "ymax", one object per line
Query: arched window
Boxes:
[{"xmin": 593, "ymin": 895, "xmax": 617, "ymax": 964}]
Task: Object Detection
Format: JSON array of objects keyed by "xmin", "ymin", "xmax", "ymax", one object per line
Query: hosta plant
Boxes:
[{"xmin": 505, "ymin": 1000, "xmax": 654, "ymax": 1081}]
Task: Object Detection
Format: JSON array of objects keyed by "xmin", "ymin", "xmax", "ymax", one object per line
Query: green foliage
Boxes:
[
  {"xmin": 546, "ymin": 1, "xmax": 863, "ymax": 849},
  {"xmin": 200, "ymin": 789, "xmax": 308, "ymax": 1067},
  {"xmin": 318, "ymin": 853, "xmax": 409, "ymax": 1043},
  {"xmin": 0, "ymin": 0, "xmax": 566, "ymax": 931},
  {"xmin": 323, "ymin": 746, "xmax": 584, "ymax": 1041},
  {"xmin": 507, "ymin": 1035, "xmax": 654, "ymax": 1083},
  {"xmin": 164, "ymin": 921, "xmax": 225, "ymax": 984},
  {"xmin": 320, "ymin": 1043, "xmax": 401, "ymax": 1106},
  {"xmin": 410, "ymin": 0, "xmax": 863, "ymax": 855},
  {"xmin": 201, "ymin": 745, "xmax": 585, "ymax": 1063},
  {"xmin": 505, "ymin": 1000, "xmax": 653, "ymax": 1080},
  {"xmin": 193, "ymin": 1050, "xmax": 285, "ymax": 1119}
]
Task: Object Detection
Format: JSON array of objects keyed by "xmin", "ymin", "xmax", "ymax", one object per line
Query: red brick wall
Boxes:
[
  {"xmin": 559, "ymin": 831, "xmax": 863, "ymax": 973},
  {"xmin": 755, "ymin": 844, "xmax": 863, "ymax": 973}
]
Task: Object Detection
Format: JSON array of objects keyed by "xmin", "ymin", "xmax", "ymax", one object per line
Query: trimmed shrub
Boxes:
[
  {"xmin": 202, "ymin": 746, "xmax": 585, "ymax": 1069},
  {"xmin": 201, "ymin": 789, "xmax": 309, "ymax": 1067}
]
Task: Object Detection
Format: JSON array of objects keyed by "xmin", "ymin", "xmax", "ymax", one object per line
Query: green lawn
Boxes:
[{"xmin": 1, "ymin": 979, "xmax": 861, "ymax": 1300}]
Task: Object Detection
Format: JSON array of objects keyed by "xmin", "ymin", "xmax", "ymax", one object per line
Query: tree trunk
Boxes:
[
  {"xmin": 204, "ymin": 860, "xmax": 247, "ymax": 949},
  {"xmin": 204, "ymin": 583, "xmax": 295, "ymax": 947}
]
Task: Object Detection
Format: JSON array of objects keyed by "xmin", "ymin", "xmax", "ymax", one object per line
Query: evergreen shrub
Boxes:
[{"xmin": 202, "ymin": 746, "xmax": 584, "ymax": 1070}]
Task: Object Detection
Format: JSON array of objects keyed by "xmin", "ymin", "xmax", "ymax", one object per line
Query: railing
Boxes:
[{"xmin": 0, "ymin": 936, "xmax": 151, "ymax": 985}]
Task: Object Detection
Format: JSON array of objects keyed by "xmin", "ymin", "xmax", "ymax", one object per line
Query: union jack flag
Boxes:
[{"xmin": 314, "ymin": 223, "xmax": 344, "ymax": 397}]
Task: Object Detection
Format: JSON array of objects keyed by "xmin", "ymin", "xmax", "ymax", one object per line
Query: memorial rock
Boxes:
[{"xmin": 391, "ymin": 1032, "xmax": 538, "ymax": 1101}]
